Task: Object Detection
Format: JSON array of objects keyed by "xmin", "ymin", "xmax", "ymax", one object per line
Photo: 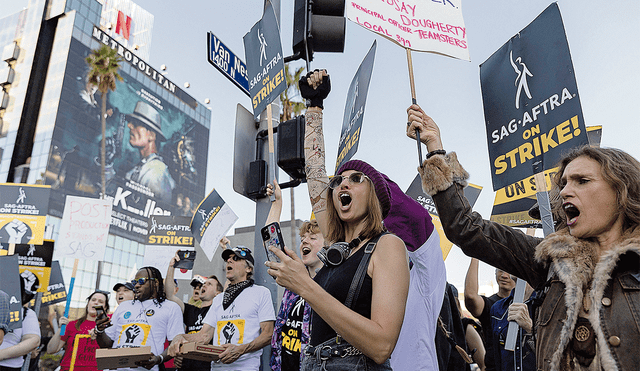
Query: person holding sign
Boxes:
[
  {"xmin": 47, "ymin": 290, "xmax": 111, "ymax": 371},
  {"xmin": 95, "ymin": 267, "xmax": 183, "ymax": 371},
  {"xmin": 265, "ymin": 181, "xmax": 325, "ymax": 371},
  {"xmin": 0, "ymin": 274, "xmax": 41, "ymax": 370},
  {"xmin": 265, "ymin": 70, "xmax": 410, "ymax": 370},
  {"xmin": 406, "ymin": 103, "xmax": 640, "ymax": 371}
]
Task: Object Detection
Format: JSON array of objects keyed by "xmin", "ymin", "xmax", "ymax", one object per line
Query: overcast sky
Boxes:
[{"xmin": 3, "ymin": 0, "xmax": 639, "ymax": 292}]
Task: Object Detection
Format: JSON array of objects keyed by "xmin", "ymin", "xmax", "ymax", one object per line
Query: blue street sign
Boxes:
[{"xmin": 207, "ymin": 32, "xmax": 250, "ymax": 97}]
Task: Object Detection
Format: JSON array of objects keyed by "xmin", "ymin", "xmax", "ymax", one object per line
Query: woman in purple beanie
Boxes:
[{"xmin": 266, "ymin": 70, "xmax": 410, "ymax": 370}]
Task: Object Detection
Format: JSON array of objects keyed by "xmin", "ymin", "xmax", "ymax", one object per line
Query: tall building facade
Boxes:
[{"xmin": 0, "ymin": 0, "xmax": 210, "ymax": 309}]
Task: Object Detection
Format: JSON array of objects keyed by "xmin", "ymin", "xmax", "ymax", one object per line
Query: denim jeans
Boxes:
[{"xmin": 301, "ymin": 338, "xmax": 392, "ymax": 371}]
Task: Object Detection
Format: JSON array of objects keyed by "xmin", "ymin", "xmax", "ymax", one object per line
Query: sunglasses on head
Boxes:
[
  {"xmin": 131, "ymin": 277, "xmax": 157, "ymax": 286},
  {"xmin": 328, "ymin": 172, "xmax": 369, "ymax": 189}
]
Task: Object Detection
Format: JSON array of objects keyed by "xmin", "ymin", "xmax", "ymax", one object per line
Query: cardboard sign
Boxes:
[
  {"xmin": 243, "ymin": 1, "xmax": 286, "ymax": 118},
  {"xmin": 0, "ymin": 254, "xmax": 23, "ymax": 330},
  {"xmin": 147, "ymin": 216, "xmax": 194, "ymax": 246},
  {"xmin": 335, "ymin": 41, "xmax": 377, "ymax": 172},
  {"xmin": 480, "ymin": 4, "xmax": 588, "ymax": 190},
  {"xmin": 190, "ymin": 189, "xmax": 238, "ymax": 261},
  {"xmin": 347, "ymin": 0, "xmax": 469, "ymax": 61},
  {"xmin": 56, "ymin": 196, "xmax": 112, "ymax": 260},
  {"xmin": 15, "ymin": 240, "xmax": 54, "ymax": 292},
  {"xmin": 0, "ymin": 183, "xmax": 51, "ymax": 245},
  {"xmin": 405, "ymin": 175, "xmax": 482, "ymax": 259}
]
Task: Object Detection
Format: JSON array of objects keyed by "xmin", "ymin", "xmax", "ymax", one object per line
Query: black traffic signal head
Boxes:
[{"xmin": 293, "ymin": 0, "xmax": 346, "ymax": 62}]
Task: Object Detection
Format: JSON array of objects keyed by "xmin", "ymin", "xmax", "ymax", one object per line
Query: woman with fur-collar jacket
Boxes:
[{"xmin": 406, "ymin": 104, "xmax": 640, "ymax": 371}]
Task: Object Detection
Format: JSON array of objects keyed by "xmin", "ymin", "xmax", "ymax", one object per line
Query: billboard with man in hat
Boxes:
[{"xmin": 44, "ymin": 38, "xmax": 210, "ymax": 243}]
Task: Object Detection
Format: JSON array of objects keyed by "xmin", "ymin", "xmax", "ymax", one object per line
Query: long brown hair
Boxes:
[
  {"xmin": 553, "ymin": 146, "xmax": 640, "ymax": 232},
  {"xmin": 325, "ymin": 177, "xmax": 385, "ymax": 244},
  {"xmin": 76, "ymin": 291, "xmax": 110, "ymax": 330}
]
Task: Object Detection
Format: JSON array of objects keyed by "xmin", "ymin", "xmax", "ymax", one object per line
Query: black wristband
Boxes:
[{"xmin": 426, "ymin": 149, "xmax": 446, "ymax": 159}]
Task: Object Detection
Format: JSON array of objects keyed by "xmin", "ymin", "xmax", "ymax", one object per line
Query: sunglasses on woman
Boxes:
[
  {"xmin": 328, "ymin": 172, "xmax": 369, "ymax": 189},
  {"xmin": 131, "ymin": 277, "xmax": 157, "ymax": 286}
]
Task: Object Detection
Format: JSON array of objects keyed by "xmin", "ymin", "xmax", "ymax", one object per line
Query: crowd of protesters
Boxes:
[{"xmin": 3, "ymin": 68, "xmax": 640, "ymax": 371}]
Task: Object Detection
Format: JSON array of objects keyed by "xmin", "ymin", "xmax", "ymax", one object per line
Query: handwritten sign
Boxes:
[
  {"xmin": 347, "ymin": 0, "xmax": 469, "ymax": 61},
  {"xmin": 56, "ymin": 196, "xmax": 112, "ymax": 260}
]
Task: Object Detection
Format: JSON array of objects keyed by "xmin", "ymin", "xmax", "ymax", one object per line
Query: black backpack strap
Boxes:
[{"xmin": 344, "ymin": 232, "xmax": 388, "ymax": 309}]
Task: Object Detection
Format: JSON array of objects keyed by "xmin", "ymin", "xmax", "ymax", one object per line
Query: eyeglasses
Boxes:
[
  {"xmin": 328, "ymin": 172, "xmax": 369, "ymax": 189},
  {"xmin": 131, "ymin": 277, "xmax": 157, "ymax": 286}
]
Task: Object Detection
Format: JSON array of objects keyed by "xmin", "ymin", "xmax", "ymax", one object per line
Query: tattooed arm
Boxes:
[{"xmin": 301, "ymin": 70, "xmax": 331, "ymax": 238}]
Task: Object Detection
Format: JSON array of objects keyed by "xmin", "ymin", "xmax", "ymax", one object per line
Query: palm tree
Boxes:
[
  {"xmin": 86, "ymin": 45, "xmax": 123, "ymax": 199},
  {"xmin": 279, "ymin": 64, "xmax": 306, "ymax": 121},
  {"xmin": 279, "ymin": 63, "xmax": 305, "ymax": 246}
]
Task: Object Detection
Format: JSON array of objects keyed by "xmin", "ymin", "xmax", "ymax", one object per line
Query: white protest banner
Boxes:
[
  {"xmin": 56, "ymin": 196, "xmax": 112, "ymax": 260},
  {"xmin": 143, "ymin": 245, "xmax": 193, "ymax": 280},
  {"xmin": 190, "ymin": 190, "xmax": 238, "ymax": 261},
  {"xmin": 347, "ymin": 0, "xmax": 469, "ymax": 61}
]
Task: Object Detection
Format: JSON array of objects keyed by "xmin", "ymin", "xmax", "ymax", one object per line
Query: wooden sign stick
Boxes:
[
  {"xmin": 406, "ymin": 48, "xmax": 423, "ymax": 166},
  {"xmin": 266, "ymin": 104, "xmax": 276, "ymax": 202},
  {"xmin": 60, "ymin": 258, "xmax": 79, "ymax": 336}
]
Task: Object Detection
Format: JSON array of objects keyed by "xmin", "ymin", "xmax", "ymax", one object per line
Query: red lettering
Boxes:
[{"xmin": 116, "ymin": 11, "xmax": 132, "ymax": 40}]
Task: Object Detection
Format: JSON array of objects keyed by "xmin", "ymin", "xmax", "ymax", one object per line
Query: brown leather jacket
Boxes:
[{"xmin": 420, "ymin": 153, "xmax": 640, "ymax": 371}]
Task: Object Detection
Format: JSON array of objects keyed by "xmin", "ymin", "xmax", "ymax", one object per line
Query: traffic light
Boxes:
[
  {"xmin": 292, "ymin": 0, "xmax": 346, "ymax": 62},
  {"xmin": 277, "ymin": 115, "xmax": 306, "ymax": 180}
]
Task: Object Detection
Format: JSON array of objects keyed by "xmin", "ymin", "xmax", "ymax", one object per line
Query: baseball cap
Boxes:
[
  {"xmin": 190, "ymin": 275, "xmax": 206, "ymax": 288},
  {"xmin": 113, "ymin": 282, "xmax": 135, "ymax": 291},
  {"xmin": 221, "ymin": 246, "xmax": 255, "ymax": 265}
]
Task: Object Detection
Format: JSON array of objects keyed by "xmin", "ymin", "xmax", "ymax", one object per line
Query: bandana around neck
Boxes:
[{"xmin": 223, "ymin": 279, "xmax": 254, "ymax": 310}]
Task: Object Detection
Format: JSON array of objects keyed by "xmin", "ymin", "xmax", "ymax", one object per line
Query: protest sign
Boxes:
[
  {"xmin": 0, "ymin": 184, "xmax": 51, "ymax": 245},
  {"xmin": 335, "ymin": 41, "xmax": 377, "ymax": 172},
  {"xmin": 56, "ymin": 196, "xmax": 112, "ymax": 260},
  {"xmin": 405, "ymin": 175, "xmax": 481, "ymax": 259},
  {"xmin": 15, "ymin": 240, "xmax": 54, "ymax": 292},
  {"xmin": 490, "ymin": 125, "xmax": 603, "ymax": 227},
  {"xmin": 190, "ymin": 190, "xmax": 238, "ymax": 261},
  {"xmin": 144, "ymin": 214, "xmax": 195, "ymax": 280},
  {"xmin": 243, "ymin": 1, "xmax": 286, "ymax": 119},
  {"xmin": 347, "ymin": 0, "xmax": 469, "ymax": 61},
  {"xmin": 480, "ymin": 3, "xmax": 587, "ymax": 191},
  {"xmin": 35, "ymin": 261, "xmax": 67, "ymax": 306},
  {"xmin": 147, "ymin": 216, "xmax": 194, "ymax": 247},
  {"xmin": 0, "ymin": 254, "xmax": 23, "ymax": 330},
  {"xmin": 143, "ymin": 245, "xmax": 193, "ymax": 280}
]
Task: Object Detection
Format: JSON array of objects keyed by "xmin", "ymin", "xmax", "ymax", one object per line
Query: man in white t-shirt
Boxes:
[
  {"xmin": 168, "ymin": 246, "xmax": 275, "ymax": 371},
  {"xmin": 96, "ymin": 266, "xmax": 184, "ymax": 371}
]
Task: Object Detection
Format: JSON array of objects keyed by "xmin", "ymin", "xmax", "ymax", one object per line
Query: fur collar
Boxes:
[{"xmin": 534, "ymin": 228, "xmax": 640, "ymax": 371}]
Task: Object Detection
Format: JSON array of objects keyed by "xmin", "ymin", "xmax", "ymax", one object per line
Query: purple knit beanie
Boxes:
[{"xmin": 336, "ymin": 160, "xmax": 392, "ymax": 218}]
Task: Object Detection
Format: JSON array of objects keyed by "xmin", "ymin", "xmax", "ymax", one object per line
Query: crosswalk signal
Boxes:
[{"xmin": 292, "ymin": 0, "xmax": 346, "ymax": 62}]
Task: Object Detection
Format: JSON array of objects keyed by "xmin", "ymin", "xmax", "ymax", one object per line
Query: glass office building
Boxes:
[{"xmin": 0, "ymin": 0, "xmax": 210, "ymax": 309}]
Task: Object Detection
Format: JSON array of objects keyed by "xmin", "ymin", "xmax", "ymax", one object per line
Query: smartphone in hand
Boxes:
[
  {"xmin": 175, "ymin": 250, "xmax": 196, "ymax": 270},
  {"xmin": 261, "ymin": 222, "xmax": 285, "ymax": 263},
  {"xmin": 94, "ymin": 305, "xmax": 106, "ymax": 320}
]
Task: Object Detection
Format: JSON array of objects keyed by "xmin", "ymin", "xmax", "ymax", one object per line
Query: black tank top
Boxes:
[{"xmin": 310, "ymin": 242, "xmax": 373, "ymax": 346}]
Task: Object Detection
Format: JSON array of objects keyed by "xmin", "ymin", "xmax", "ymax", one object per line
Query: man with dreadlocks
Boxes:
[
  {"xmin": 168, "ymin": 246, "xmax": 275, "ymax": 370},
  {"xmin": 96, "ymin": 266, "xmax": 184, "ymax": 371}
]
